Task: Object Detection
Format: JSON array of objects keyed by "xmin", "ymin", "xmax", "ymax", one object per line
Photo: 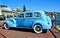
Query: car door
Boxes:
[
  {"xmin": 23, "ymin": 13, "xmax": 33, "ymax": 27},
  {"xmin": 16, "ymin": 13, "xmax": 24, "ymax": 27}
]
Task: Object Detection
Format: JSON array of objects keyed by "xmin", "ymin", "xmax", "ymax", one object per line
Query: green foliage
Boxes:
[
  {"xmin": 23, "ymin": 5, "xmax": 26, "ymax": 12},
  {"xmin": 14, "ymin": 8, "xmax": 22, "ymax": 12},
  {"xmin": 16, "ymin": 8, "xmax": 21, "ymax": 12}
]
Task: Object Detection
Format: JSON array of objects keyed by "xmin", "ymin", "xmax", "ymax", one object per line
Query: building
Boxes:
[{"xmin": 0, "ymin": 5, "xmax": 15, "ymax": 19}]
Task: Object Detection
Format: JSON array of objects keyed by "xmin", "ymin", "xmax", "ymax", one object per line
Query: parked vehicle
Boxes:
[
  {"xmin": 3, "ymin": 10, "xmax": 52, "ymax": 33},
  {"xmin": 0, "ymin": 15, "xmax": 5, "ymax": 20},
  {"xmin": 0, "ymin": 9, "xmax": 5, "ymax": 20}
]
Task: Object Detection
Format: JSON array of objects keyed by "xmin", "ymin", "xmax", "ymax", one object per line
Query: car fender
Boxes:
[
  {"xmin": 46, "ymin": 16, "xmax": 52, "ymax": 27},
  {"xmin": 32, "ymin": 20, "xmax": 51, "ymax": 29},
  {"xmin": 4, "ymin": 18, "xmax": 16, "ymax": 27}
]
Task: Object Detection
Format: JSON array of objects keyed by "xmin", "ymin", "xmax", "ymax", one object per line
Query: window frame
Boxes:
[
  {"xmin": 34, "ymin": 12, "xmax": 41, "ymax": 17},
  {"xmin": 25, "ymin": 13, "xmax": 32, "ymax": 18},
  {"xmin": 18, "ymin": 13, "xmax": 24, "ymax": 18}
]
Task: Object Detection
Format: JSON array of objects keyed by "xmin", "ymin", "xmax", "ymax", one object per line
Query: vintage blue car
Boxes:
[{"xmin": 3, "ymin": 10, "xmax": 52, "ymax": 33}]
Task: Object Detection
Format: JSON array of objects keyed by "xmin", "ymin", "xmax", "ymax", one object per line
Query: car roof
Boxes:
[{"xmin": 18, "ymin": 10, "xmax": 45, "ymax": 14}]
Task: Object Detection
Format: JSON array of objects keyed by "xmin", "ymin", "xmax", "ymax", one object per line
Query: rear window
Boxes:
[
  {"xmin": 34, "ymin": 12, "xmax": 41, "ymax": 17},
  {"xmin": 26, "ymin": 13, "xmax": 32, "ymax": 17}
]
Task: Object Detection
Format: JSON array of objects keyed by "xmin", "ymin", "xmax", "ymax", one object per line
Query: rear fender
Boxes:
[{"xmin": 32, "ymin": 21, "xmax": 51, "ymax": 29}]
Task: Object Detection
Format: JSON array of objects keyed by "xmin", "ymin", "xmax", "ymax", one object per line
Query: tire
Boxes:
[
  {"xmin": 43, "ymin": 29, "xmax": 47, "ymax": 33},
  {"xmin": 3, "ymin": 23, "xmax": 9, "ymax": 30},
  {"xmin": 34, "ymin": 24, "xmax": 43, "ymax": 33}
]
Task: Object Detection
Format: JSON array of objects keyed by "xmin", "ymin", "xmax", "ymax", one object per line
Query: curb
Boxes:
[
  {"xmin": 49, "ymin": 29, "xmax": 57, "ymax": 38},
  {"xmin": 0, "ymin": 32, "xmax": 7, "ymax": 38}
]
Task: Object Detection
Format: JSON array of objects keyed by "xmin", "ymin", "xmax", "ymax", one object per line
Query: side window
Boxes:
[
  {"xmin": 26, "ymin": 13, "xmax": 32, "ymax": 17},
  {"xmin": 34, "ymin": 12, "xmax": 41, "ymax": 17},
  {"xmin": 7, "ymin": 15, "xmax": 13, "ymax": 18},
  {"xmin": 18, "ymin": 14, "xmax": 24, "ymax": 18}
]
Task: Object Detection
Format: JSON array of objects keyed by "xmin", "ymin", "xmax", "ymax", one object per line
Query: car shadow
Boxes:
[{"xmin": 10, "ymin": 27, "xmax": 34, "ymax": 33}]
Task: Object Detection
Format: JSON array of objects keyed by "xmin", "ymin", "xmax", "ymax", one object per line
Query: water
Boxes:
[{"xmin": 56, "ymin": 14, "xmax": 60, "ymax": 26}]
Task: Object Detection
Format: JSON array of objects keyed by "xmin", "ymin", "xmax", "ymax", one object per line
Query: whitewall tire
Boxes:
[
  {"xmin": 3, "ymin": 23, "xmax": 9, "ymax": 30},
  {"xmin": 34, "ymin": 24, "xmax": 43, "ymax": 33}
]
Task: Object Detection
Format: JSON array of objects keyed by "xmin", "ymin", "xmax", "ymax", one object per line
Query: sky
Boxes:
[{"xmin": 0, "ymin": 0, "xmax": 60, "ymax": 12}]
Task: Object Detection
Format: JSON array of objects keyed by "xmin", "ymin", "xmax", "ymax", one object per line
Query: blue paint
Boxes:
[{"xmin": 4, "ymin": 10, "xmax": 52, "ymax": 29}]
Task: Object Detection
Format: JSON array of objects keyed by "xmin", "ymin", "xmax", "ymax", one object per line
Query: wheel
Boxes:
[
  {"xmin": 34, "ymin": 24, "xmax": 43, "ymax": 33},
  {"xmin": 3, "ymin": 23, "xmax": 9, "ymax": 30}
]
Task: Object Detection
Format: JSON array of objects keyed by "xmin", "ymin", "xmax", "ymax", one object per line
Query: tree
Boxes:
[
  {"xmin": 12, "ymin": 8, "xmax": 22, "ymax": 12},
  {"xmin": 16, "ymin": 8, "xmax": 20, "ymax": 12},
  {"xmin": 23, "ymin": 5, "xmax": 26, "ymax": 12}
]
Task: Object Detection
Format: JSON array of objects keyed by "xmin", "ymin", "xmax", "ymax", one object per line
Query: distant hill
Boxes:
[{"xmin": 0, "ymin": 5, "xmax": 8, "ymax": 7}]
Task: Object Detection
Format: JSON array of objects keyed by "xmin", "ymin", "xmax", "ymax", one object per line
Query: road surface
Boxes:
[{"xmin": 0, "ymin": 21, "xmax": 60, "ymax": 38}]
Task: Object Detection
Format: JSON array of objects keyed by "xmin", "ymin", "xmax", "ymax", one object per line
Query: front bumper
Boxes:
[{"xmin": 0, "ymin": 15, "xmax": 5, "ymax": 20}]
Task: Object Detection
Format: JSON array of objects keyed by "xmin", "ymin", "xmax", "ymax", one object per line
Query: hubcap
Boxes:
[
  {"xmin": 4, "ymin": 24, "xmax": 9, "ymax": 30},
  {"xmin": 34, "ymin": 25, "xmax": 42, "ymax": 33},
  {"xmin": 36, "ymin": 26, "xmax": 41, "ymax": 32}
]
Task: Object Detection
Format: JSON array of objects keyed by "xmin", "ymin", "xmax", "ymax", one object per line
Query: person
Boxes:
[{"xmin": 51, "ymin": 13, "xmax": 56, "ymax": 28}]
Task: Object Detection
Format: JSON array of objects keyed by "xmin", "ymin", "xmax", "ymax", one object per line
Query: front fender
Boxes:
[
  {"xmin": 32, "ymin": 20, "xmax": 51, "ymax": 29},
  {"xmin": 4, "ymin": 18, "xmax": 17, "ymax": 27},
  {"xmin": 4, "ymin": 21, "xmax": 16, "ymax": 27}
]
